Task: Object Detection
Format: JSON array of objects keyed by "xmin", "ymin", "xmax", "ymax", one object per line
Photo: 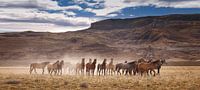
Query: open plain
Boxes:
[{"xmin": 0, "ymin": 66, "xmax": 199, "ymax": 90}]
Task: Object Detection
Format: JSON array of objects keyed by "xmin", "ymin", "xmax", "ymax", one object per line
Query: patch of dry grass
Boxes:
[{"xmin": 0, "ymin": 66, "xmax": 200, "ymax": 90}]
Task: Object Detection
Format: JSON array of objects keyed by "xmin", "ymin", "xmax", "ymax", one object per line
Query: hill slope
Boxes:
[{"xmin": 0, "ymin": 14, "xmax": 200, "ymax": 63}]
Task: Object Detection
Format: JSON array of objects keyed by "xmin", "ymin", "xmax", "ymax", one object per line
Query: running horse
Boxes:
[
  {"xmin": 30, "ymin": 61, "xmax": 50, "ymax": 74},
  {"xmin": 137, "ymin": 60, "xmax": 164, "ymax": 76},
  {"xmin": 76, "ymin": 58, "xmax": 85, "ymax": 75},
  {"xmin": 106, "ymin": 58, "xmax": 115, "ymax": 75},
  {"xmin": 47, "ymin": 60, "xmax": 60, "ymax": 75},
  {"xmin": 86, "ymin": 59, "xmax": 97, "ymax": 76},
  {"xmin": 115, "ymin": 61, "xmax": 127, "ymax": 75},
  {"xmin": 97, "ymin": 59, "xmax": 107, "ymax": 76}
]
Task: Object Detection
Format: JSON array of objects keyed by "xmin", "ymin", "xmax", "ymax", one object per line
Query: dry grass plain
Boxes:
[{"xmin": 0, "ymin": 66, "xmax": 200, "ymax": 90}]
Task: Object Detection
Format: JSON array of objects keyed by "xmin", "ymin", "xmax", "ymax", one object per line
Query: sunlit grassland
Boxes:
[{"xmin": 0, "ymin": 66, "xmax": 200, "ymax": 90}]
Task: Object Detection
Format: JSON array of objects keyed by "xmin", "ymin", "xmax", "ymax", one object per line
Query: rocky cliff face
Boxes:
[{"xmin": 0, "ymin": 14, "xmax": 200, "ymax": 62}]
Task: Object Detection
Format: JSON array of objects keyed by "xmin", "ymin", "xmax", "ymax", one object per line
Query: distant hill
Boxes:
[{"xmin": 0, "ymin": 14, "xmax": 200, "ymax": 64}]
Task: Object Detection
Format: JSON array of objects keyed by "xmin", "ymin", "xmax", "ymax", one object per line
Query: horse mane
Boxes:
[
  {"xmin": 92, "ymin": 59, "xmax": 97, "ymax": 64},
  {"xmin": 53, "ymin": 61, "xmax": 59, "ymax": 65},
  {"xmin": 127, "ymin": 61, "xmax": 136, "ymax": 64},
  {"xmin": 102, "ymin": 59, "xmax": 106, "ymax": 64}
]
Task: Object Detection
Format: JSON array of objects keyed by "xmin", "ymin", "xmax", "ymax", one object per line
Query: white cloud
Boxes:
[
  {"xmin": 107, "ymin": 13, "xmax": 118, "ymax": 17},
  {"xmin": 0, "ymin": 0, "xmax": 94, "ymax": 32},
  {"xmin": 0, "ymin": 0, "xmax": 199, "ymax": 32},
  {"xmin": 84, "ymin": 0, "xmax": 200, "ymax": 16},
  {"xmin": 0, "ymin": 22, "xmax": 90, "ymax": 32}
]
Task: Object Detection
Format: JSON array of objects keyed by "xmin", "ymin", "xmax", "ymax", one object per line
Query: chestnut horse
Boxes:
[
  {"xmin": 97, "ymin": 59, "xmax": 107, "ymax": 76},
  {"xmin": 137, "ymin": 60, "xmax": 163, "ymax": 76},
  {"xmin": 30, "ymin": 61, "xmax": 50, "ymax": 74},
  {"xmin": 86, "ymin": 59, "xmax": 97, "ymax": 76},
  {"xmin": 76, "ymin": 58, "xmax": 85, "ymax": 75}
]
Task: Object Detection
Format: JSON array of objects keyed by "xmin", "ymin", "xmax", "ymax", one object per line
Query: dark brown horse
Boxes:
[
  {"xmin": 97, "ymin": 59, "xmax": 107, "ymax": 76},
  {"xmin": 76, "ymin": 58, "xmax": 85, "ymax": 75},
  {"xmin": 86, "ymin": 59, "xmax": 97, "ymax": 76},
  {"xmin": 157, "ymin": 59, "xmax": 167, "ymax": 74}
]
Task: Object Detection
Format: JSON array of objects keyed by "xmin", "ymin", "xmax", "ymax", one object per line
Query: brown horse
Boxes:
[
  {"xmin": 57, "ymin": 60, "xmax": 64, "ymax": 75},
  {"xmin": 97, "ymin": 59, "xmax": 107, "ymax": 76},
  {"xmin": 137, "ymin": 60, "xmax": 162, "ymax": 76},
  {"xmin": 30, "ymin": 61, "xmax": 50, "ymax": 74},
  {"xmin": 47, "ymin": 60, "xmax": 60, "ymax": 76},
  {"xmin": 86, "ymin": 59, "xmax": 97, "ymax": 76},
  {"xmin": 106, "ymin": 58, "xmax": 115, "ymax": 75},
  {"xmin": 76, "ymin": 58, "xmax": 85, "ymax": 75}
]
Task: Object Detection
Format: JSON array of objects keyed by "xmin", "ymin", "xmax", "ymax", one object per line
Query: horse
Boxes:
[
  {"xmin": 137, "ymin": 60, "xmax": 164, "ymax": 76},
  {"xmin": 157, "ymin": 58, "xmax": 167, "ymax": 74},
  {"xmin": 57, "ymin": 60, "xmax": 64, "ymax": 75},
  {"xmin": 122, "ymin": 61, "xmax": 138, "ymax": 75},
  {"xmin": 47, "ymin": 60, "xmax": 60, "ymax": 76},
  {"xmin": 86, "ymin": 59, "xmax": 97, "ymax": 76},
  {"xmin": 115, "ymin": 61, "xmax": 127, "ymax": 75},
  {"xmin": 106, "ymin": 58, "xmax": 115, "ymax": 75},
  {"xmin": 86, "ymin": 59, "xmax": 92, "ymax": 76},
  {"xmin": 115, "ymin": 61, "xmax": 137, "ymax": 75},
  {"xmin": 30, "ymin": 61, "xmax": 50, "ymax": 74},
  {"xmin": 97, "ymin": 59, "xmax": 107, "ymax": 76},
  {"xmin": 76, "ymin": 58, "xmax": 85, "ymax": 75}
]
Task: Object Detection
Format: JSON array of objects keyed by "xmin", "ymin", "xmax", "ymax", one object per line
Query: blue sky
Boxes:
[{"xmin": 0, "ymin": 0, "xmax": 200, "ymax": 32}]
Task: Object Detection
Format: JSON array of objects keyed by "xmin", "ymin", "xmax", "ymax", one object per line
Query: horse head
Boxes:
[
  {"xmin": 60, "ymin": 60, "xmax": 64, "ymax": 65},
  {"xmin": 161, "ymin": 59, "xmax": 167, "ymax": 65},
  {"xmin": 103, "ymin": 59, "xmax": 107, "ymax": 64},
  {"xmin": 93, "ymin": 59, "xmax": 97, "ymax": 64},
  {"xmin": 82, "ymin": 58, "xmax": 85, "ymax": 63}
]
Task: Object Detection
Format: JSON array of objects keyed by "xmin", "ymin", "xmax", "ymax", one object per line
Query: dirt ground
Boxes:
[{"xmin": 0, "ymin": 66, "xmax": 200, "ymax": 90}]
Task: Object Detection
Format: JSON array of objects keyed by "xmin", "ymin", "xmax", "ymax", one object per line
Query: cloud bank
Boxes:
[{"xmin": 0, "ymin": 0, "xmax": 199, "ymax": 32}]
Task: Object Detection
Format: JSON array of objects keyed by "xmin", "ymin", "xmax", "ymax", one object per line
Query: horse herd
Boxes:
[{"xmin": 29, "ymin": 58, "xmax": 166, "ymax": 76}]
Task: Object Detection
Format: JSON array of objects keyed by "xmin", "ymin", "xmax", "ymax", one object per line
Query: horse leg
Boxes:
[
  {"xmin": 30, "ymin": 67, "xmax": 33, "ymax": 74},
  {"xmin": 81, "ymin": 69, "xmax": 83, "ymax": 75},
  {"xmin": 140, "ymin": 71, "xmax": 143, "ymax": 76},
  {"xmin": 92, "ymin": 70, "xmax": 95, "ymax": 76},
  {"xmin": 109, "ymin": 69, "xmax": 111, "ymax": 75},
  {"xmin": 157, "ymin": 68, "xmax": 160, "ymax": 74},
  {"xmin": 150, "ymin": 70, "xmax": 153, "ymax": 76},
  {"xmin": 34, "ymin": 68, "xmax": 37, "ymax": 74},
  {"xmin": 104, "ymin": 69, "xmax": 106, "ymax": 76},
  {"xmin": 153, "ymin": 70, "xmax": 156, "ymax": 76},
  {"xmin": 61, "ymin": 69, "xmax": 62, "ymax": 75},
  {"xmin": 42, "ymin": 68, "xmax": 44, "ymax": 75}
]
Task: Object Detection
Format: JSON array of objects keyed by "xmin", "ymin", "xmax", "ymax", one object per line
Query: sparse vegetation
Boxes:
[{"xmin": 0, "ymin": 66, "xmax": 199, "ymax": 90}]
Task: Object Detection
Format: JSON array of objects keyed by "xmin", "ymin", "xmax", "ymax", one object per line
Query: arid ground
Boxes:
[{"xmin": 0, "ymin": 66, "xmax": 199, "ymax": 90}]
